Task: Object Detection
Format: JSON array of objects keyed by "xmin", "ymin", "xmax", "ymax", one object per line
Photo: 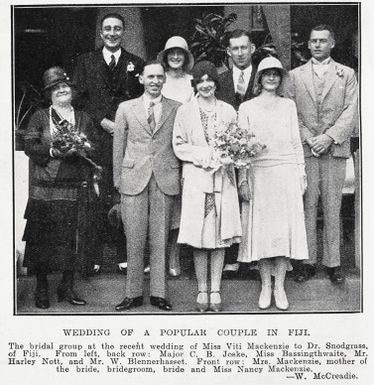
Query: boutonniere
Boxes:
[
  {"xmin": 127, "ymin": 61, "xmax": 135, "ymax": 72},
  {"xmin": 336, "ymin": 67, "xmax": 344, "ymax": 78}
]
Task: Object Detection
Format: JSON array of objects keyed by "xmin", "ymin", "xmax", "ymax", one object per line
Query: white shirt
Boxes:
[
  {"xmin": 143, "ymin": 94, "xmax": 162, "ymax": 125},
  {"xmin": 102, "ymin": 47, "xmax": 121, "ymax": 66},
  {"xmin": 311, "ymin": 57, "xmax": 331, "ymax": 78},
  {"xmin": 233, "ymin": 64, "xmax": 253, "ymax": 94}
]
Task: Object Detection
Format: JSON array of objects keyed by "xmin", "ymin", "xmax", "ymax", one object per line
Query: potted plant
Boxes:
[{"xmin": 190, "ymin": 12, "xmax": 237, "ymax": 70}]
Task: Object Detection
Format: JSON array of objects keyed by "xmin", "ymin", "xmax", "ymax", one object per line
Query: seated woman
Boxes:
[
  {"xmin": 173, "ymin": 61, "xmax": 241, "ymax": 312},
  {"xmin": 238, "ymin": 57, "xmax": 309, "ymax": 311},
  {"xmin": 22, "ymin": 67, "xmax": 101, "ymax": 309}
]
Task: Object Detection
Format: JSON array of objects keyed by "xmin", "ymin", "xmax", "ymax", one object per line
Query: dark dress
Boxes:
[{"xmin": 22, "ymin": 107, "xmax": 100, "ymax": 274}]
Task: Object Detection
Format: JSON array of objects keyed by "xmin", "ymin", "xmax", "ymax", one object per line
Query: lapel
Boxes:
[
  {"xmin": 113, "ymin": 48, "xmax": 129, "ymax": 85},
  {"xmin": 190, "ymin": 97, "xmax": 209, "ymax": 146},
  {"xmin": 244, "ymin": 65, "xmax": 256, "ymax": 100},
  {"xmin": 132, "ymin": 96, "xmax": 152, "ymax": 135},
  {"xmin": 94, "ymin": 49, "xmax": 112, "ymax": 88},
  {"xmin": 227, "ymin": 70, "xmax": 236, "ymax": 102},
  {"xmin": 300, "ymin": 60, "xmax": 317, "ymax": 105},
  {"xmin": 320, "ymin": 59, "xmax": 339, "ymax": 103},
  {"xmin": 153, "ymin": 97, "xmax": 173, "ymax": 135}
]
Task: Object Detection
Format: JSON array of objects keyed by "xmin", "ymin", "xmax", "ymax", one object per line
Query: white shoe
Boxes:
[
  {"xmin": 258, "ymin": 286, "xmax": 271, "ymax": 309},
  {"xmin": 274, "ymin": 287, "xmax": 289, "ymax": 311},
  {"xmin": 144, "ymin": 266, "xmax": 150, "ymax": 274}
]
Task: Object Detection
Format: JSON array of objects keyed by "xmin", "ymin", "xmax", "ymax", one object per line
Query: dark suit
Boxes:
[
  {"xmin": 216, "ymin": 66, "xmax": 256, "ymax": 269},
  {"xmin": 73, "ymin": 47, "xmax": 144, "ymax": 267},
  {"xmin": 113, "ymin": 96, "xmax": 181, "ymax": 298},
  {"xmin": 216, "ymin": 67, "xmax": 257, "ymax": 110}
]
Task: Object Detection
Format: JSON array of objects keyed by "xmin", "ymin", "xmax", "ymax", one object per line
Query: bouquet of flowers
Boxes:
[
  {"xmin": 52, "ymin": 120, "xmax": 91, "ymax": 154},
  {"xmin": 213, "ymin": 120, "xmax": 266, "ymax": 168},
  {"xmin": 52, "ymin": 118, "xmax": 102, "ymax": 196},
  {"xmin": 52, "ymin": 119, "xmax": 101, "ymax": 170}
]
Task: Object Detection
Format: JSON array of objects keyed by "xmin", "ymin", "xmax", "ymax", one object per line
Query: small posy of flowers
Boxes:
[
  {"xmin": 213, "ymin": 120, "xmax": 266, "ymax": 168},
  {"xmin": 336, "ymin": 67, "xmax": 344, "ymax": 78}
]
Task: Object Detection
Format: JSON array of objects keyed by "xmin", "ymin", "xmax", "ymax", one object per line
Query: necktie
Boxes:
[
  {"xmin": 237, "ymin": 71, "xmax": 246, "ymax": 97},
  {"xmin": 148, "ymin": 101, "xmax": 156, "ymax": 132},
  {"xmin": 312, "ymin": 58, "xmax": 329, "ymax": 79},
  {"xmin": 109, "ymin": 54, "xmax": 116, "ymax": 71}
]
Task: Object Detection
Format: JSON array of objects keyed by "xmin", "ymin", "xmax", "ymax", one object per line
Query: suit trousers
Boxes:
[
  {"xmin": 303, "ymin": 155, "xmax": 346, "ymax": 268},
  {"xmin": 121, "ymin": 175, "xmax": 174, "ymax": 298}
]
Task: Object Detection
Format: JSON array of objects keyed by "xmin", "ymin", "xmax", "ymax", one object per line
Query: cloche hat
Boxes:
[
  {"xmin": 191, "ymin": 60, "xmax": 219, "ymax": 86},
  {"xmin": 157, "ymin": 36, "xmax": 194, "ymax": 72},
  {"xmin": 253, "ymin": 56, "xmax": 286, "ymax": 94},
  {"xmin": 42, "ymin": 66, "xmax": 73, "ymax": 91}
]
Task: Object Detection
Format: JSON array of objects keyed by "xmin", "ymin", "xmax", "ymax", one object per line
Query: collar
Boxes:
[
  {"xmin": 102, "ymin": 47, "xmax": 121, "ymax": 64},
  {"xmin": 311, "ymin": 57, "xmax": 331, "ymax": 66},
  {"xmin": 233, "ymin": 64, "xmax": 253, "ymax": 78},
  {"xmin": 143, "ymin": 93, "xmax": 162, "ymax": 107}
]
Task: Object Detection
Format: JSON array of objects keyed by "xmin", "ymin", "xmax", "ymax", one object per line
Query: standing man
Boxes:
[
  {"xmin": 73, "ymin": 13, "xmax": 144, "ymax": 273},
  {"xmin": 113, "ymin": 61, "xmax": 181, "ymax": 311},
  {"xmin": 284, "ymin": 25, "xmax": 358, "ymax": 284},
  {"xmin": 216, "ymin": 29, "xmax": 256, "ymax": 279}
]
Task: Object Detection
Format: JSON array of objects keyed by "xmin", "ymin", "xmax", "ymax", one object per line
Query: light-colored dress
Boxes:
[
  {"xmin": 162, "ymin": 73, "xmax": 194, "ymax": 104},
  {"xmin": 162, "ymin": 72, "xmax": 194, "ymax": 230},
  {"xmin": 173, "ymin": 97, "xmax": 242, "ymax": 249},
  {"xmin": 238, "ymin": 96, "xmax": 308, "ymax": 263}
]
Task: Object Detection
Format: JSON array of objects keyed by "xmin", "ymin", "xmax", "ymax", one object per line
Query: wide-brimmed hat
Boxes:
[
  {"xmin": 157, "ymin": 36, "xmax": 194, "ymax": 72},
  {"xmin": 42, "ymin": 66, "xmax": 74, "ymax": 91},
  {"xmin": 253, "ymin": 56, "xmax": 286, "ymax": 94},
  {"xmin": 191, "ymin": 60, "xmax": 219, "ymax": 87}
]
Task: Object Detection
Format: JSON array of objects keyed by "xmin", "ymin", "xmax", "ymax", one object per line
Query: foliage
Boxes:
[
  {"xmin": 15, "ymin": 81, "xmax": 44, "ymax": 131},
  {"xmin": 190, "ymin": 12, "xmax": 237, "ymax": 68},
  {"xmin": 15, "ymin": 81, "xmax": 45, "ymax": 150}
]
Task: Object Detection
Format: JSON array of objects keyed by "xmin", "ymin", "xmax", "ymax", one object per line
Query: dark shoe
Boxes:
[
  {"xmin": 115, "ymin": 296, "xmax": 143, "ymax": 311},
  {"xmin": 57, "ymin": 286, "xmax": 87, "ymax": 306},
  {"xmin": 294, "ymin": 264, "xmax": 316, "ymax": 282},
  {"xmin": 150, "ymin": 296, "xmax": 172, "ymax": 311},
  {"xmin": 35, "ymin": 287, "xmax": 50, "ymax": 309},
  {"xmin": 327, "ymin": 267, "xmax": 345, "ymax": 285}
]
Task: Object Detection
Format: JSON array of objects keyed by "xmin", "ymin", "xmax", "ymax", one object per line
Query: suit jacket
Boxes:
[
  {"xmin": 73, "ymin": 47, "xmax": 144, "ymax": 124},
  {"xmin": 113, "ymin": 96, "xmax": 181, "ymax": 196},
  {"xmin": 73, "ymin": 48, "xmax": 144, "ymax": 199},
  {"xmin": 283, "ymin": 59, "xmax": 358, "ymax": 158},
  {"xmin": 216, "ymin": 66, "xmax": 257, "ymax": 110}
]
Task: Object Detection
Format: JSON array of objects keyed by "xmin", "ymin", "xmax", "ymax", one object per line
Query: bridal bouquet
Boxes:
[{"xmin": 213, "ymin": 121, "xmax": 266, "ymax": 168}]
